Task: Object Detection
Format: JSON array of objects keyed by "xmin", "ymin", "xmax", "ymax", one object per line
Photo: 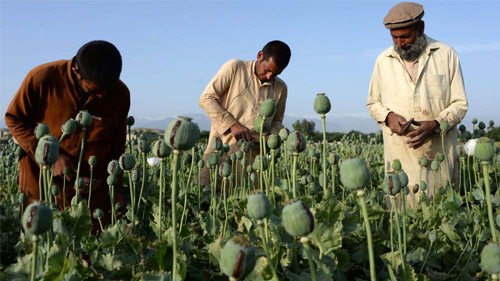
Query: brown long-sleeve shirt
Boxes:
[{"xmin": 5, "ymin": 58, "xmax": 130, "ymax": 216}]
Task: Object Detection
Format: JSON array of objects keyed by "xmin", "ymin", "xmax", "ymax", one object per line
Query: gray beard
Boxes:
[{"xmin": 394, "ymin": 34, "xmax": 427, "ymax": 61}]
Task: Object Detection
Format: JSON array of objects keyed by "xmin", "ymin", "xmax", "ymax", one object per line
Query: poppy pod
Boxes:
[
  {"xmin": 219, "ymin": 162, "xmax": 232, "ymax": 178},
  {"xmin": 392, "ymin": 159, "xmax": 402, "ymax": 171},
  {"xmin": 282, "ymin": 200, "xmax": 315, "ymax": 237},
  {"xmin": 164, "ymin": 117, "xmax": 200, "ymax": 151},
  {"xmin": 127, "ymin": 116, "xmax": 135, "ymax": 126},
  {"xmin": 197, "ymin": 159, "xmax": 204, "ymax": 169},
  {"xmin": 254, "ymin": 116, "xmax": 271, "ymax": 134},
  {"xmin": 328, "ymin": 153, "xmax": 339, "ymax": 165},
  {"xmin": 480, "ymin": 243, "xmax": 500, "ymax": 274},
  {"xmin": 220, "ymin": 235, "xmax": 256, "ymax": 280},
  {"xmin": 93, "ymin": 208, "xmax": 104, "ymax": 219},
  {"xmin": 138, "ymin": 139, "xmax": 151, "ymax": 154},
  {"xmin": 34, "ymin": 123, "xmax": 50, "ymax": 140},
  {"xmin": 266, "ymin": 134, "xmax": 281, "ymax": 150},
  {"xmin": 436, "ymin": 153, "xmax": 445, "ymax": 162},
  {"xmin": 107, "ymin": 174, "xmax": 117, "ymax": 186},
  {"xmin": 440, "ymin": 121, "xmax": 449, "ymax": 132},
  {"xmin": 61, "ymin": 119, "xmax": 77, "ymax": 136},
  {"xmin": 420, "ymin": 181, "xmax": 427, "ymax": 191},
  {"xmin": 419, "ymin": 156, "xmax": 428, "ymax": 167},
  {"xmin": 211, "ymin": 137, "xmax": 223, "ymax": 151},
  {"xmin": 35, "ymin": 135, "xmax": 59, "ymax": 165},
  {"xmin": 22, "ymin": 202, "xmax": 53, "ymax": 235},
  {"xmin": 339, "ymin": 158, "xmax": 370, "ymax": 190},
  {"xmin": 207, "ymin": 152, "xmax": 219, "ymax": 166},
  {"xmin": 252, "ymin": 156, "xmax": 269, "ymax": 171},
  {"xmin": 313, "ymin": 93, "xmax": 331, "ymax": 115},
  {"xmin": 286, "ymin": 131, "xmax": 306, "ymax": 153},
  {"xmin": 474, "ymin": 137, "xmax": 494, "ymax": 161},
  {"xmin": 119, "ymin": 154, "xmax": 136, "ymax": 171},
  {"xmin": 107, "ymin": 160, "xmax": 123, "ymax": 175},
  {"xmin": 279, "ymin": 127, "xmax": 289, "ymax": 141},
  {"xmin": 131, "ymin": 169, "xmax": 140, "ymax": 183},
  {"xmin": 260, "ymin": 99, "xmax": 276, "ymax": 118},
  {"xmin": 397, "ymin": 170, "xmax": 409, "ymax": 188},
  {"xmin": 382, "ymin": 172, "xmax": 402, "ymax": 196},
  {"xmin": 19, "ymin": 193, "xmax": 28, "ymax": 204},
  {"xmin": 152, "ymin": 139, "xmax": 172, "ymax": 158},
  {"xmin": 430, "ymin": 160, "xmax": 440, "ymax": 171},
  {"xmin": 247, "ymin": 192, "xmax": 271, "ymax": 220},
  {"xmin": 88, "ymin": 156, "xmax": 97, "ymax": 167},
  {"xmin": 76, "ymin": 110, "xmax": 92, "ymax": 128}
]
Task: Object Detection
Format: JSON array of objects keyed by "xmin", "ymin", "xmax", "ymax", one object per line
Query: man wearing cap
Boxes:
[{"xmin": 367, "ymin": 2, "xmax": 468, "ymax": 205}]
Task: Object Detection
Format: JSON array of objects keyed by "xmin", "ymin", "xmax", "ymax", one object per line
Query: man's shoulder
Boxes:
[
  {"xmin": 274, "ymin": 76, "xmax": 287, "ymax": 88},
  {"xmin": 27, "ymin": 60, "xmax": 69, "ymax": 82},
  {"xmin": 221, "ymin": 58, "xmax": 251, "ymax": 69}
]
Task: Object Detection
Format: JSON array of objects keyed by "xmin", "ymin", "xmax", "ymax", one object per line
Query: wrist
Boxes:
[{"xmin": 434, "ymin": 120, "xmax": 440, "ymax": 134}]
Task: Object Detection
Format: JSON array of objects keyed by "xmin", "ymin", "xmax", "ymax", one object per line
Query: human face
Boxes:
[
  {"xmin": 390, "ymin": 22, "xmax": 426, "ymax": 61},
  {"xmin": 71, "ymin": 65, "xmax": 102, "ymax": 95},
  {"xmin": 255, "ymin": 51, "xmax": 284, "ymax": 83}
]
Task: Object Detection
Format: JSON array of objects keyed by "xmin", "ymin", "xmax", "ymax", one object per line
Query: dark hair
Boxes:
[
  {"xmin": 262, "ymin": 40, "xmax": 291, "ymax": 69},
  {"xmin": 75, "ymin": 40, "xmax": 122, "ymax": 90}
]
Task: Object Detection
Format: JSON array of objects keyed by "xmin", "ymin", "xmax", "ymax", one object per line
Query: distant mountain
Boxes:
[{"xmin": 133, "ymin": 113, "xmax": 381, "ymax": 134}]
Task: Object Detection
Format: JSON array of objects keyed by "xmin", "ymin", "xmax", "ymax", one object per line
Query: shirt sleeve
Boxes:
[
  {"xmin": 366, "ymin": 58, "xmax": 393, "ymax": 126},
  {"xmin": 4, "ymin": 71, "xmax": 40, "ymax": 161},
  {"xmin": 434, "ymin": 49, "xmax": 468, "ymax": 128},
  {"xmin": 199, "ymin": 60, "xmax": 238, "ymax": 135},
  {"xmin": 270, "ymin": 83, "xmax": 287, "ymax": 134}
]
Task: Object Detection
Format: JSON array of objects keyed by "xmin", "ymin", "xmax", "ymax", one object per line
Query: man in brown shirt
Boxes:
[{"xmin": 5, "ymin": 40, "xmax": 130, "ymax": 225}]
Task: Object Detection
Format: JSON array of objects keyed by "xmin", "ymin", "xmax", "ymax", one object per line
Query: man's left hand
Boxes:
[{"xmin": 406, "ymin": 120, "xmax": 438, "ymax": 149}]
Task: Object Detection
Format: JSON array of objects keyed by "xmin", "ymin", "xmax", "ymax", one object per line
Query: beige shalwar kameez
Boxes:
[
  {"xmin": 199, "ymin": 59, "xmax": 288, "ymax": 187},
  {"xmin": 367, "ymin": 36, "xmax": 468, "ymax": 205}
]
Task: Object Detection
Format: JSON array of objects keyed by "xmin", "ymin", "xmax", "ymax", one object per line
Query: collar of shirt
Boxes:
[
  {"xmin": 67, "ymin": 57, "xmax": 106, "ymax": 100},
  {"xmin": 251, "ymin": 60, "xmax": 275, "ymax": 87}
]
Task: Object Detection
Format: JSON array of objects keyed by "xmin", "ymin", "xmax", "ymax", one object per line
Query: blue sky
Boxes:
[{"xmin": 1, "ymin": 0, "xmax": 499, "ymax": 131}]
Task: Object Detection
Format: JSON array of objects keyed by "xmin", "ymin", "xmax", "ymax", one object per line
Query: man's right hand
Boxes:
[
  {"xmin": 230, "ymin": 122, "xmax": 253, "ymax": 142},
  {"xmin": 53, "ymin": 154, "xmax": 76, "ymax": 181},
  {"xmin": 386, "ymin": 112, "xmax": 412, "ymax": 135}
]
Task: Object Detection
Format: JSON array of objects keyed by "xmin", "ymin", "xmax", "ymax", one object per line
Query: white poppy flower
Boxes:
[
  {"xmin": 464, "ymin": 139, "xmax": 477, "ymax": 156},
  {"xmin": 147, "ymin": 157, "xmax": 161, "ymax": 167}
]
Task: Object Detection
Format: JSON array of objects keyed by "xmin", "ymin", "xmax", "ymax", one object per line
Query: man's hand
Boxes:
[
  {"xmin": 386, "ymin": 112, "xmax": 413, "ymax": 135},
  {"xmin": 53, "ymin": 154, "xmax": 76, "ymax": 181},
  {"xmin": 406, "ymin": 120, "xmax": 438, "ymax": 149},
  {"xmin": 230, "ymin": 122, "xmax": 253, "ymax": 142}
]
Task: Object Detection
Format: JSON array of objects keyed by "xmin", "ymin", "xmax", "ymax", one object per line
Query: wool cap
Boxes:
[{"xmin": 384, "ymin": 2, "xmax": 424, "ymax": 29}]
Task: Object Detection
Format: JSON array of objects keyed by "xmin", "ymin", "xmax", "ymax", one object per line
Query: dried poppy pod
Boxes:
[
  {"xmin": 61, "ymin": 118, "xmax": 77, "ymax": 136},
  {"xmin": 313, "ymin": 93, "xmax": 331, "ymax": 115},
  {"xmin": 260, "ymin": 99, "xmax": 276, "ymax": 118},
  {"xmin": 339, "ymin": 158, "xmax": 370, "ymax": 191},
  {"xmin": 22, "ymin": 202, "xmax": 53, "ymax": 235},
  {"xmin": 252, "ymin": 156, "xmax": 269, "ymax": 171},
  {"xmin": 35, "ymin": 135, "xmax": 59, "ymax": 165},
  {"xmin": 88, "ymin": 156, "xmax": 97, "ymax": 167},
  {"xmin": 211, "ymin": 137, "xmax": 223, "ymax": 151},
  {"xmin": 247, "ymin": 192, "xmax": 271, "ymax": 220},
  {"xmin": 119, "ymin": 154, "xmax": 136, "ymax": 171},
  {"xmin": 152, "ymin": 139, "xmax": 171, "ymax": 158},
  {"xmin": 282, "ymin": 200, "xmax": 315, "ymax": 237},
  {"xmin": 382, "ymin": 172, "xmax": 402, "ymax": 196},
  {"xmin": 480, "ymin": 243, "xmax": 500, "ymax": 274},
  {"xmin": 286, "ymin": 131, "xmax": 306, "ymax": 153},
  {"xmin": 474, "ymin": 137, "xmax": 494, "ymax": 161},
  {"xmin": 107, "ymin": 160, "xmax": 123, "ymax": 175},
  {"xmin": 164, "ymin": 116, "xmax": 200, "ymax": 151},
  {"xmin": 254, "ymin": 116, "xmax": 271, "ymax": 134},
  {"xmin": 266, "ymin": 134, "xmax": 281, "ymax": 150},
  {"xmin": 34, "ymin": 123, "xmax": 50, "ymax": 140},
  {"xmin": 220, "ymin": 235, "xmax": 256, "ymax": 280},
  {"xmin": 76, "ymin": 110, "xmax": 92, "ymax": 129}
]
